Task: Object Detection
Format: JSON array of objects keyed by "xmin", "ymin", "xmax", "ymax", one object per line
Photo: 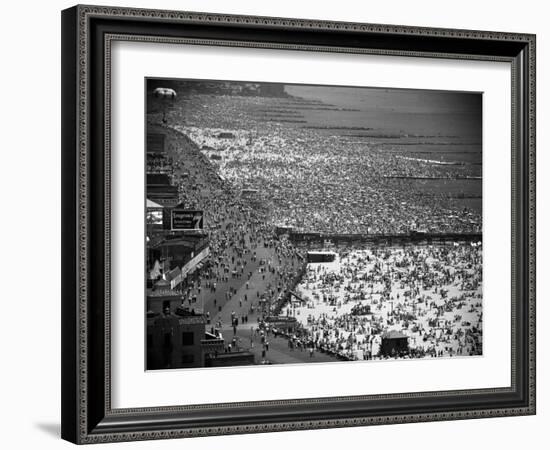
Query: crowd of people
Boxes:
[
  {"xmin": 168, "ymin": 90, "xmax": 481, "ymax": 235},
  {"xmin": 285, "ymin": 243, "xmax": 482, "ymax": 360},
  {"xmin": 149, "ymin": 125, "xmax": 307, "ymax": 348},
  {"xmin": 146, "ymin": 85, "xmax": 484, "ymax": 365}
]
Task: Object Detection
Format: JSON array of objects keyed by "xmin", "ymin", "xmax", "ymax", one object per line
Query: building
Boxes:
[
  {"xmin": 147, "ymin": 173, "xmax": 171, "ymax": 186},
  {"xmin": 147, "ymin": 132, "xmax": 166, "ymax": 153},
  {"xmin": 147, "ymin": 162, "xmax": 179, "ymax": 207},
  {"xmin": 146, "ymin": 152, "xmax": 173, "ymax": 174},
  {"xmin": 148, "ymin": 233, "xmax": 209, "ymax": 275},
  {"xmin": 147, "ymin": 289, "xmax": 184, "ymax": 315},
  {"xmin": 380, "ymin": 331, "xmax": 409, "ymax": 356},
  {"xmin": 147, "ymin": 308, "xmax": 205, "ymax": 369},
  {"xmin": 307, "ymin": 251, "xmax": 337, "ymax": 263},
  {"xmin": 146, "ymin": 307, "xmax": 224, "ymax": 370},
  {"xmin": 147, "ymin": 184, "xmax": 179, "ymax": 208}
]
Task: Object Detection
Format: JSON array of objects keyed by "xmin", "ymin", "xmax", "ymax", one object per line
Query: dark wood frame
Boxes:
[{"xmin": 61, "ymin": 4, "xmax": 536, "ymax": 444}]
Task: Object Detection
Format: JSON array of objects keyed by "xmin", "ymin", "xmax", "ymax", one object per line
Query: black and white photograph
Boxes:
[
  {"xmin": 145, "ymin": 79, "xmax": 483, "ymax": 370},
  {"xmin": 1, "ymin": 0, "xmax": 544, "ymax": 447}
]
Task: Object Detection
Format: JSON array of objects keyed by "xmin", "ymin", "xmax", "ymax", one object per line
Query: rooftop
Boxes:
[{"xmin": 382, "ymin": 330, "xmax": 409, "ymax": 340}]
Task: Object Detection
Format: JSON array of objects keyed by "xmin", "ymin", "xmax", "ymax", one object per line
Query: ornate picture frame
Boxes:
[{"xmin": 61, "ymin": 4, "xmax": 536, "ymax": 444}]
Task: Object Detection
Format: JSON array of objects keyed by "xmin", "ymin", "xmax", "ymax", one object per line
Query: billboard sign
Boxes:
[{"xmin": 171, "ymin": 209, "xmax": 204, "ymax": 230}]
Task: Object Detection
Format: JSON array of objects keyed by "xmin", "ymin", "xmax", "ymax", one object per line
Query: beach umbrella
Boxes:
[{"xmin": 153, "ymin": 87, "xmax": 177, "ymax": 123}]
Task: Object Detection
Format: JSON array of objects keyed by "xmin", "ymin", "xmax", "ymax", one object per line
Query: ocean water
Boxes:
[{"xmin": 285, "ymin": 84, "xmax": 482, "ymax": 140}]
